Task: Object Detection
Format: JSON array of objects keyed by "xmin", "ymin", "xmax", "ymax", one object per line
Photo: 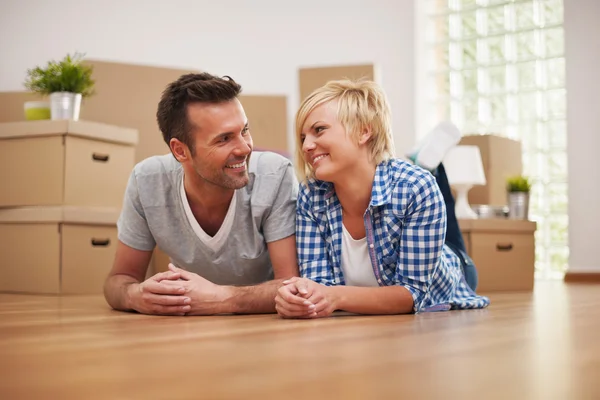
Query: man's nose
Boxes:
[{"xmin": 233, "ymin": 135, "xmax": 252, "ymax": 155}]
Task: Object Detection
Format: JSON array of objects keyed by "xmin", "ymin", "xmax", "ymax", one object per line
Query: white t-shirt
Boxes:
[
  {"xmin": 180, "ymin": 173, "xmax": 236, "ymax": 252},
  {"xmin": 340, "ymin": 224, "xmax": 379, "ymax": 287}
]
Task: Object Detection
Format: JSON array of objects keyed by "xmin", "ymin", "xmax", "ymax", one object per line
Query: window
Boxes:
[{"xmin": 422, "ymin": 0, "xmax": 567, "ymax": 278}]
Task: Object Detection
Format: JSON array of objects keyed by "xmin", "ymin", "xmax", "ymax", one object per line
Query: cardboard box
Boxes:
[
  {"xmin": 459, "ymin": 134, "xmax": 522, "ymax": 206},
  {"xmin": 460, "ymin": 218, "xmax": 536, "ymax": 292},
  {"xmin": 299, "ymin": 64, "xmax": 376, "ymax": 102},
  {"xmin": 0, "ymin": 206, "xmax": 120, "ymax": 294},
  {"xmin": 0, "ymin": 120, "xmax": 138, "ymax": 208},
  {"xmin": 239, "ymin": 95, "xmax": 289, "ymax": 156}
]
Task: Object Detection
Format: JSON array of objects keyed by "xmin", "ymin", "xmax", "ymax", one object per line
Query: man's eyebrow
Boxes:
[
  {"xmin": 213, "ymin": 122, "xmax": 249, "ymax": 141},
  {"xmin": 213, "ymin": 132, "xmax": 231, "ymax": 141}
]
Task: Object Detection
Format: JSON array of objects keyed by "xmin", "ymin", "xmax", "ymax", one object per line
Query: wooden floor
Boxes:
[{"xmin": 1, "ymin": 282, "xmax": 599, "ymax": 400}]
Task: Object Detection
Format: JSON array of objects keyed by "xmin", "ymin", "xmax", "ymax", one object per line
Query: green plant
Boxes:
[
  {"xmin": 507, "ymin": 175, "xmax": 532, "ymax": 193},
  {"xmin": 24, "ymin": 53, "xmax": 95, "ymax": 98}
]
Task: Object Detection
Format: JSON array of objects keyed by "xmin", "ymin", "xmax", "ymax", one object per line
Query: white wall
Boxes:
[
  {"xmin": 0, "ymin": 0, "xmax": 416, "ymax": 156},
  {"xmin": 564, "ymin": 0, "xmax": 600, "ymax": 273}
]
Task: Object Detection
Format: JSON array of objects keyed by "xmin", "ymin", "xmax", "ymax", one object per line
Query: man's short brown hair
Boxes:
[{"xmin": 156, "ymin": 73, "xmax": 242, "ymax": 155}]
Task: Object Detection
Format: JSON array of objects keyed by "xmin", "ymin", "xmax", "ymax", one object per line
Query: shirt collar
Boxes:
[
  {"xmin": 308, "ymin": 159, "xmax": 396, "ymax": 212},
  {"xmin": 369, "ymin": 159, "xmax": 395, "ymax": 207}
]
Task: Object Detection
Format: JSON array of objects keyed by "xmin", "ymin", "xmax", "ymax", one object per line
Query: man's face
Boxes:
[{"xmin": 185, "ymin": 99, "xmax": 253, "ymax": 190}]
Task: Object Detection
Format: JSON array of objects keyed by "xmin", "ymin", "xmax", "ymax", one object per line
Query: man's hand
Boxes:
[
  {"xmin": 275, "ymin": 277, "xmax": 337, "ymax": 319},
  {"xmin": 127, "ymin": 270, "xmax": 192, "ymax": 316},
  {"xmin": 166, "ymin": 264, "xmax": 231, "ymax": 315}
]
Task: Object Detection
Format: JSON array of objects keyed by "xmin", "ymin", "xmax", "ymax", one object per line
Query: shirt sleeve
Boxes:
[
  {"xmin": 117, "ymin": 170, "xmax": 157, "ymax": 251},
  {"xmin": 394, "ymin": 173, "xmax": 447, "ymax": 312},
  {"xmin": 296, "ymin": 183, "xmax": 336, "ymax": 286},
  {"xmin": 262, "ymin": 161, "xmax": 298, "ymax": 243}
]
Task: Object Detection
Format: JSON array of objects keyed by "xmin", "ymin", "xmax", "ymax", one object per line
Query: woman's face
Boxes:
[{"xmin": 300, "ymin": 100, "xmax": 364, "ymax": 182}]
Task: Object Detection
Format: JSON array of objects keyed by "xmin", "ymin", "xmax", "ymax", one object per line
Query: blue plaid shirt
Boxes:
[{"xmin": 296, "ymin": 158, "xmax": 490, "ymax": 313}]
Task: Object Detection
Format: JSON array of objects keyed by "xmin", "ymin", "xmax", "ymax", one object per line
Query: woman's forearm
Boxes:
[{"xmin": 327, "ymin": 285, "xmax": 414, "ymax": 315}]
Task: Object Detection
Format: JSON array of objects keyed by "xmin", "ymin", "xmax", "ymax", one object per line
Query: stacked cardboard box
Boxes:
[{"xmin": 0, "ymin": 120, "xmax": 138, "ymax": 294}]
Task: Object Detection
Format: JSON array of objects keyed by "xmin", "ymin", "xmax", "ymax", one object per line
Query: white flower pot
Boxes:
[
  {"xmin": 508, "ymin": 192, "xmax": 530, "ymax": 220},
  {"xmin": 50, "ymin": 92, "xmax": 82, "ymax": 121}
]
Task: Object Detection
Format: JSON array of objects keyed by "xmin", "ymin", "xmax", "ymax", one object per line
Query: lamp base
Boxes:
[{"xmin": 453, "ymin": 184, "xmax": 478, "ymax": 219}]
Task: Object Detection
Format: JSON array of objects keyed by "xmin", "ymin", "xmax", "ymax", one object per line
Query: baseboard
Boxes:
[{"xmin": 564, "ymin": 272, "xmax": 600, "ymax": 283}]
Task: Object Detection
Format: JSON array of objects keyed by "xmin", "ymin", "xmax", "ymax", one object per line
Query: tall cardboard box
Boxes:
[
  {"xmin": 459, "ymin": 134, "xmax": 522, "ymax": 206},
  {"xmin": 0, "ymin": 120, "xmax": 137, "ymax": 294}
]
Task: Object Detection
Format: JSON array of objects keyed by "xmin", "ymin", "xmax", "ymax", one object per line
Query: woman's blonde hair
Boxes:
[{"xmin": 295, "ymin": 78, "xmax": 396, "ymax": 180}]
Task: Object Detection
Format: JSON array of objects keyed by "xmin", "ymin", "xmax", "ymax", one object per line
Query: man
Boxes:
[{"xmin": 104, "ymin": 73, "xmax": 299, "ymax": 316}]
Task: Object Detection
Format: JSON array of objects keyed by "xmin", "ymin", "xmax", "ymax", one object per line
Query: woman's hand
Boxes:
[{"xmin": 275, "ymin": 277, "xmax": 337, "ymax": 319}]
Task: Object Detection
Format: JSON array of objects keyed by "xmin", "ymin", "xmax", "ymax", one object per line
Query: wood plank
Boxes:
[
  {"xmin": 0, "ymin": 281, "xmax": 599, "ymax": 399},
  {"xmin": 564, "ymin": 272, "xmax": 600, "ymax": 283}
]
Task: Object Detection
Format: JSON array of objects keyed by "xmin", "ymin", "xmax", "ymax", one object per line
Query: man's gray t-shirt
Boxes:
[{"xmin": 117, "ymin": 151, "xmax": 298, "ymax": 285}]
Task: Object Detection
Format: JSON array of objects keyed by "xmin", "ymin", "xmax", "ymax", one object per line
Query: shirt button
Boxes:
[{"xmin": 369, "ymin": 244, "xmax": 374, "ymax": 249}]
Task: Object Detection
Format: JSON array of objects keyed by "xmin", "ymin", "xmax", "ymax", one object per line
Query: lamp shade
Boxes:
[{"xmin": 443, "ymin": 145, "xmax": 486, "ymax": 186}]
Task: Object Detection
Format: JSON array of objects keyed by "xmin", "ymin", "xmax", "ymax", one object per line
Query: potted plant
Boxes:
[
  {"xmin": 24, "ymin": 52, "xmax": 95, "ymax": 121},
  {"xmin": 506, "ymin": 175, "xmax": 532, "ymax": 220}
]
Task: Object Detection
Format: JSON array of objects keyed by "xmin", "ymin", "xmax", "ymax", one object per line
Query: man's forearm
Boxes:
[
  {"xmin": 218, "ymin": 279, "xmax": 286, "ymax": 314},
  {"xmin": 103, "ymin": 274, "xmax": 138, "ymax": 312},
  {"xmin": 328, "ymin": 285, "xmax": 414, "ymax": 315}
]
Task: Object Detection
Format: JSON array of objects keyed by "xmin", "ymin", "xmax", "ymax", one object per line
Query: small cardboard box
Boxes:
[
  {"xmin": 459, "ymin": 134, "xmax": 522, "ymax": 206},
  {"xmin": 0, "ymin": 206, "xmax": 119, "ymax": 294},
  {"xmin": 460, "ymin": 218, "xmax": 536, "ymax": 292},
  {"xmin": 0, "ymin": 120, "xmax": 138, "ymax": 208}
]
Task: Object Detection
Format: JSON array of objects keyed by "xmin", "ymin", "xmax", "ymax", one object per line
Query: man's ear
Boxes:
[
  {"xmin": 358, "ymin": 126, "xmax": 373, "ymax": 145},
  {"xmin": 170, "ymin": 138, "xmax": 190, "ymax": 162}
]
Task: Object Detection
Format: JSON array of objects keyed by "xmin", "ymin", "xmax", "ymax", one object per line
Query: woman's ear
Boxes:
[
  {"xmin": 170, "ymin": 138, "xmax": 190, "ymax": 162},
  {"xmin": 358, "ymin": 126, "xmax": 373, "ymax": 145}
]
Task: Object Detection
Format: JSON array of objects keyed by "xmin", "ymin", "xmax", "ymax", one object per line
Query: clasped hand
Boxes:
[
  {"xmin": 275, "ymin": 277, "xmax": 336, "ymax": 319},
  {"xmin": 128, "ymin": 263, "xmax": 228, "ymax": 316}
]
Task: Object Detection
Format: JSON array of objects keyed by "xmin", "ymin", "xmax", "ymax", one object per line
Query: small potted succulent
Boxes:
[
  {"xmin": 24, "ymin": 52, "xmax": 95, "ymax": 121},
  {"xmin": 506, "ymin": 175, "xmax": 532, "ymax": 220}
]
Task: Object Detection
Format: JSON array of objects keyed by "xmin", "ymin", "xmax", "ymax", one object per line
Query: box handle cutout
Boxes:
[
  {"xmin": 91, "ymin": 238, "xmax": 111, "ymax": 247},
  {"xmin": 92, "ymin": 153, "xmax": 110, "ymax": 162},
  {"xmin": 496, "ymin": 243, "xmax": 513, "ymax": 251}
]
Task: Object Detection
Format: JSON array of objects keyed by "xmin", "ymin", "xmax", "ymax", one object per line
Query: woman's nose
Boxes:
[{"xmin": 302, "ymin": 136, "xmax": 316, "ymax": 153}]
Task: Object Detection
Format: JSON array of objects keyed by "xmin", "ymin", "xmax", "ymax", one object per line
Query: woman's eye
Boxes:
[{"xmin": 315, "ymin": 126, "xmax": 325, "ymax": 133}]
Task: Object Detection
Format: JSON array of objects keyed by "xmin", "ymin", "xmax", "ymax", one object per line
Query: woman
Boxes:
[{"xmin": 275, "ymin": 79, "xmax": 490, "ymax": 318}]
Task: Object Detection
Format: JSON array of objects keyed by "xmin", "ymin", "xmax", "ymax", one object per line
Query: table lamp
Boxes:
[{"xmin": 442, "ymin": 145, "xmax": 487, "ymax": 219}]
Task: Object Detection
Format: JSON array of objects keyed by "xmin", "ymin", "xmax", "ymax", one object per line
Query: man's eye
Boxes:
[
  {"xmin": 242, "ymin": 127, "xmax": 250, "ymax": 135},
  {"xmin": 219, "ymin": 136, "xmax": 230, "ymax": 143}
]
